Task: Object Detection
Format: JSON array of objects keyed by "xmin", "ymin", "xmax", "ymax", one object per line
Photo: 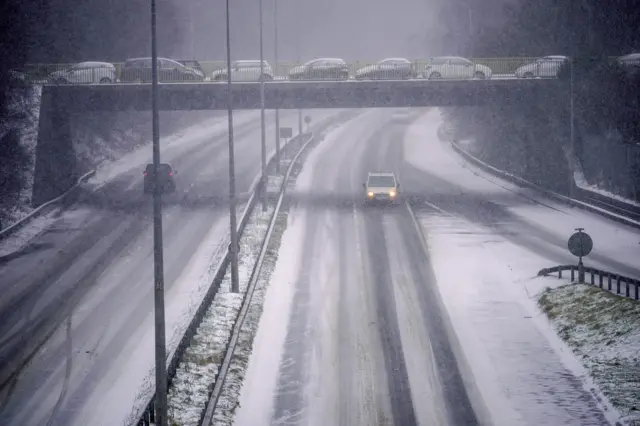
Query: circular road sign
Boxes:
[
  {"xmin": 304, "ymin": 115, "xmax": 312, "ymax": 124},
  {"xmin": 568, "ymin": 231, "xmax": 593, "ymax": 257}
]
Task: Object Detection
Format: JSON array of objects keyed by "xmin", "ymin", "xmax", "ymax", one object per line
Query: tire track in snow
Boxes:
[
  {"xmin": 271, "ymin": 210, "xmax": 319, "ymax": 425},
  {"xmin": 363, "ymin": 209, "xmax": 417, "ymax": 426}
]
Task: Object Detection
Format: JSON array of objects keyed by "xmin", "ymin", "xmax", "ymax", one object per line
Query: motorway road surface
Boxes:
[
  {"xmin": 0, "ymin": 108, "xmax": 342, "ymax": 426},
  {"xmin": 235, "ymin": 109, "xmax": 623, "ymax": 426}
]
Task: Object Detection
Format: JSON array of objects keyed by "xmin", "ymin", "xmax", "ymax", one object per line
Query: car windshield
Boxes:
[{"xmin": 368, "ymin": 175, "xmax": 395, "ymax": 187}]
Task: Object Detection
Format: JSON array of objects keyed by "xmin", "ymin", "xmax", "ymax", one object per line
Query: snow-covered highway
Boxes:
[
  {"xmin": 0, "ymin": 108, "xmax": 344, "ymax": 426},
  {"xmin": 235, "ymin": 108, "xmax": 640, "ymax": 426}
]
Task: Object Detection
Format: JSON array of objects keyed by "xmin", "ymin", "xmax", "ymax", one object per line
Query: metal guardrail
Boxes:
[
  {"xmin": 538, "ymin": 265, "xmax": 640, "ymax": 300},
  {"xmin": 16, "ymin": 56, "xmax": 640, "ymax": 85},
  {"xmin": 0, "ymin": 169, "xmax": 96, "ymax": 241},
  {"xmin": 449, "ymin": 140, "xmax": 640, "ymax": 229},
  {"xmin": 15, "ymin": 58, "xmax": 560, "ymax": 85},
  {"xmin": 198, "ymin": 125, "xmax": 318, "ymax": 426},
  {"xmin": 134, "ymin": 134, "xmax": 309, "ymax": 426}
]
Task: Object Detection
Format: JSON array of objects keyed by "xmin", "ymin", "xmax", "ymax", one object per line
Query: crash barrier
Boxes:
[
  {"xmin": 538, "ymin": 265, "xmax": 640, "ymax": 300},
  {"xmin": 134, "ymin": 137, "xmax": 304, "ymax": 426},
  {"xmin": 135, "ymin": 111, "xmax": 362, "ymax": 425},
  {"xmin": 449, "ymin": 140, "xmax": 640, "ymax": 230},
  {"xmin": 0, "ymin": 169, "xmax": 96, "ymax": 241},
  {"xmin": 197, "ymin": 115, "xmax": 335, "ymax": 426},
  {"xmin": 18, "ymin": 56, "xmax": 640, "ymax": 85},
  {"xmin": 18, "ymin": 57, "xmax": 552, "ymax": 84}
]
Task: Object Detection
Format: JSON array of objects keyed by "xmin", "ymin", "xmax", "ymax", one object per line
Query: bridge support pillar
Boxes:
[{"xmin": 32, "ymin": 88, "xmax": 78, "ymax": 207}]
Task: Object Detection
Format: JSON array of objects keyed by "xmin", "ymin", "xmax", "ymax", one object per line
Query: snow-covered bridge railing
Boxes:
[{"xmin": 538, "ymin": 265, "xmax": 640, "ymax": 300}]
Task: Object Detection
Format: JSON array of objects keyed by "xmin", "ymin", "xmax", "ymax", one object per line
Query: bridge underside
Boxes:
[{"xmin": 45, "ymin": 79, "xmax": 566, "ymax": 111}]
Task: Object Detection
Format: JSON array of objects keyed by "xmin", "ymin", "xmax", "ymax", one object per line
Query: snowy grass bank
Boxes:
[
  {"xmin": 167, "ymin": 153, "xmax": 305, "ymax": 425},
  {"xmin": 537, "ymin": 284, "xmax": 640, "ymax": 425},
  {"xmin": 210, "ymin": 161, "xmax": 300, "ymax": 426}
]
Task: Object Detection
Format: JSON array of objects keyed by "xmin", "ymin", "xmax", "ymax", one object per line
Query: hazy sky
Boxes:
[{"xmin": 182, "ymin": 0, "xmax": 438, "ymax": 62}]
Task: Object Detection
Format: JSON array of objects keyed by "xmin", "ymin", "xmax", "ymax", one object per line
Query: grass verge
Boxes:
[{"xmin": 537, "ymin": 283, "xmax": 640, "ymax": 425}]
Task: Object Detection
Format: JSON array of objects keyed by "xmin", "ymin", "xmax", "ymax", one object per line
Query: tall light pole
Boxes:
[
  {"xmin": 225, "ymin": 0, "xmax": 240, "ymax": 293},
  {"xmin": 150, "ymin": 0, "xmax": 168, "ymax": 424},
  {"xmin": 259, "ymin": 0, "xmax": 267, "ymax": 211},
  {"xmin": 296, "ymin": 0, "xmax": 303, "ymax": 138},
  {"xmin": 274, "ymin": 0, "xmax": 280, "ymax": 173},
  {"xmin": 568, "ymin": 3, "xmax": 576, "ymax": 199}
]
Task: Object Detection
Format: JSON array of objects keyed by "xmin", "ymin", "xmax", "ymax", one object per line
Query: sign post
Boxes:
[
  {"xmin": 304, "ymin": 115, "xmax": 312, "ymax": 133},
  {"xmin": 567, "ymin": 227, "xmax": 593, "ymax": 283},
  {"xmin": 279, "ymin": 126, "xmax": 293, "ymax": 163}
]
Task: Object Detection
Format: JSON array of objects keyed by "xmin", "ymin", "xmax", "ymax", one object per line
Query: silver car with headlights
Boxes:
[{"xmin": 363, "ymin": 171, "xmax": 400, "ymax": 205}]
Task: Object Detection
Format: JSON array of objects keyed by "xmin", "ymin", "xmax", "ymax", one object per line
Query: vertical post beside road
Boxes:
[
  {"xmin": 225, "ymin": 0, "xmax": 240, "ymax": 293},
  {"xmin": 298, "ymin": 109, "xmax": 303, "ymax": 137},
  {"xmin": 569, "ymin": 57, "xmax": 576, "ymax": 199},
  {"xmin": 150, "ymin": 0, "xmax": 168, "ymax": 424},
  {"xmin": 259, "ymin": 0, "xmax": 267, "ymax": 212},
  {"xmin": 274, "ymin": 0, "xmax": 280, "ymax": 174}
]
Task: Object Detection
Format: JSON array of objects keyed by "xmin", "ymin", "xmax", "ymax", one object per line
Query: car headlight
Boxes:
[
  {"xmin": 367, "ymin": 192, "xmax": 374, "ymax": 197},
  {"xmin": 389, "ymin": 191, "xmax": 396, "ymax": 197}
]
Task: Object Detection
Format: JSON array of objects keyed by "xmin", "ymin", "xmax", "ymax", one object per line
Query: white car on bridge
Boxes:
[
  {"xmin": 48, "ymin": 61, "xmax": 117, "ymax": 84},
  {"xmin": 421, "ymin": 56, "xmax": 493, "ymax": 80},
  {"xmin": 211, "ymin": 60, "xmax": 274, "ymax": 82},
  {"xmin": 515, "ymin": 55, "xmax": 568, "ymax": 78}
]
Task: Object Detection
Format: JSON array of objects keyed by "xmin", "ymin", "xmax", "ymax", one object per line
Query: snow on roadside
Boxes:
[
  {"xmin": 210, "ymin": 147, "xmax": 314, "ymax": 426},
  {"xmin": 167, "ymin": 204, "xmax": 274, "ymax": 425},
  {"xmin": 166, "ymin": 114, "xmax": 352, "ymax": 425},
  {"xmin": 0, "ymin": 209, "xmax": 58, "ymax": 257},
  {"xmin": 417, "ymin": 210, "xmax": 622, "ymax": 426},
  {"xmin": 537, "ymin": 283, "xmax": 640, "ymax": 425}
]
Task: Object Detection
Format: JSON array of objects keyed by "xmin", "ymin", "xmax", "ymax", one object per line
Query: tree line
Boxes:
[{"xmin": 440, "ymin": 0, "xmax": 640, "ymax": 199}]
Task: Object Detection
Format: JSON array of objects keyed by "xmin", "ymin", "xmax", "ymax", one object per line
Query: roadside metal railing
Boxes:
[
  {"xmin": 134, "ymin": 110, "xmax": 362, "ymax": 426},
  {"xmin": 12, "ymin": 57, "xmax": 589, "ymax": 85},
  {"xmin": 134, "ymin": 134, "xmax": 310, "ymax": 426},
  {"xmin": 538, "ymin": 265, "xmax": 640, "ymax": 300},
  {"xmin": 0, "ymin": 170, "xmax": 96, "ymax": 241},
  {"xmin": 449, "ymin": 140, "xmax": 640, "ymax": 230}
]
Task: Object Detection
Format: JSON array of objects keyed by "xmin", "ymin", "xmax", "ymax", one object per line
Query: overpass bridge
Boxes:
[
  {"xmin": 33, "ymin": 77, "xmax": 567, "ymax": 207},
  {"xmin": 44, "ymin": 78, "xmax": 564, "ymax": 111}
]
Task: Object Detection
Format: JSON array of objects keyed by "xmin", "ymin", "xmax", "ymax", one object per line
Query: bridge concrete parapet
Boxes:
[{"xmin": 44, "ymin": 79, "xmax": 567, "ymax": 112}]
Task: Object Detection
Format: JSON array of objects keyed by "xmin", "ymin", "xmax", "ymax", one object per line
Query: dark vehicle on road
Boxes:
[
  {"xmin": 288, "ymin": 58, "xmax": 349, "ymax": 81},
  {"xmin": 143, "ymin": 163, "xmax": 177, "ymax": 194},
  {"xmin": 355, "ymin": 58, "xmax": 416, "ymax": 80},
  {"xmin": 121, "ymin": 57, "xmax": 205, "ymax": 83}
]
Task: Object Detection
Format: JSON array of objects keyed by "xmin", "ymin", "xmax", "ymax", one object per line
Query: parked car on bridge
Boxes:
[
  {"xmin": 363, "ymin": 171, "xmax": 400, "ymax": 206},
  {"xmin": 143, "ymin": 163, "xmax": 177, "ymax": 195},
  {"xmin": 177, "ymin": 60, "xmax": 206, "ymax": 79},
  {"xmin": 288, "ymin": 58, "xmax": 349, "ymax": 81},
  {"xmin": 618, "ymin": 53, "xmax": 640, "ymax": 78},
  {"xmin": 514, "ymin": 55, "xmax": 568, "ymax": 78},
  {"xmin": 355, "ymin": 58, "xmax": 416, "ymax": 80},
  {"xmin": 48, "ymin": 61, "xmax": 117, "ymax": 84},
  {"xmin": 419, "ymin": 56, "xmax": 492, "ymax": 80},
  {"xmin": 121, "ymin": 57, "xmax": 204, "ymax": 83},
  {"xmin": 210, "ymin": 60, "xmax": 274, "ymax": 82}
]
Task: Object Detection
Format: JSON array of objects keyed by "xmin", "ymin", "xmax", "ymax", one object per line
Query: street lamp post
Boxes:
[
  {"xmin": 259, "ymin": 0, "xmax": 267, "ymax": 211},
  {"xmin": 150, "ymin": 0, "xmax": 168, "ymax": 424},
  {"xmin": 296, "ymin": 0, "xmax": 303, "ymax": 138},
  {"xmin": 225, "ymin": 0, "xmax": 240, "ymax": 293},
  {"xmin": 274, "ymin": 0, "xmax": 280, "ymax": 173}
]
